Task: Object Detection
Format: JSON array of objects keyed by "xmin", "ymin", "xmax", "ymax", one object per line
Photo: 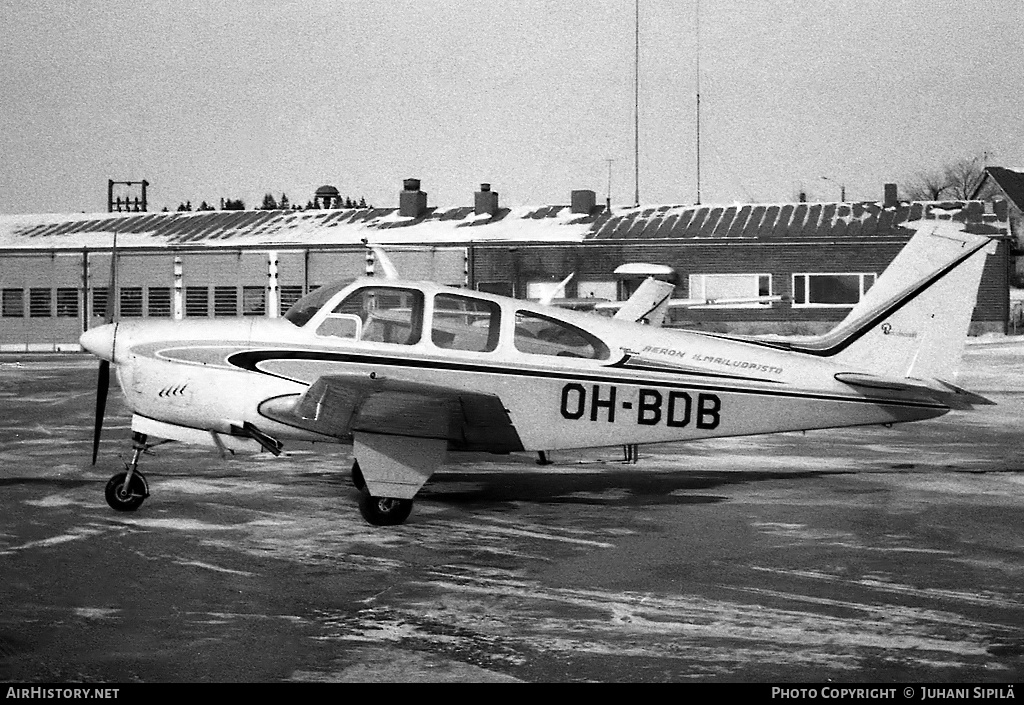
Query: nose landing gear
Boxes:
[{"xmin": 104, "ymin": 431, "xmax": 151, "ymax": 512}]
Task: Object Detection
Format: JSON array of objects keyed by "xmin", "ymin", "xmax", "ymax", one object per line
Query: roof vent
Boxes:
[
  {"xmin": 399, "ymin": 178, "xmax": 427, "ymax": 217},
  {"xmin": 475, "ymin": 183, "xmax": 498, "ymax": 216}
]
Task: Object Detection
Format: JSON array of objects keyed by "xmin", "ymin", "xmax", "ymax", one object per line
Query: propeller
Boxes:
[
  {"xmin": 91, "ymin": 358, "xmax": 110, "ymax": 464},
  {"xmin": 90, "ymin": 226, "xmax": 118, "ymax": 465}
]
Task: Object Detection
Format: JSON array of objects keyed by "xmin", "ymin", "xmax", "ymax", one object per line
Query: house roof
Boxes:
[
  {"xmin": 972, "ymin": 166, "xmax": 1024, "ymax": 212},
  {"xmin": 0, "ymin": 199, "xmax": 1006, "ymax": 252}
]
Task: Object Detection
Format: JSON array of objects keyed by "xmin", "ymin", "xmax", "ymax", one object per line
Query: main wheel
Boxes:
[
  {"xmin": 105, "ymin": 471, "xmax": 147, "ymax": 512},
  {"xmin": 357, "ymin": 492, "xmax": 413, "ymax": 526},
  {"xmin": 351, "ymin": 460, "xmax": 366, "ymax": 491}
]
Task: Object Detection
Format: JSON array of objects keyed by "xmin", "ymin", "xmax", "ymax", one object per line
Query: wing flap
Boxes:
[{"xmin": 260, "ymin": 373, "xmax": 523, "ymax": 452}]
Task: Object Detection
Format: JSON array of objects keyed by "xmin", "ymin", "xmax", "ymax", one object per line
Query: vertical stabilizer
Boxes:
[
  {"xmin": 791, "ymin": 221, "xmax": 997, "ymax": 382},
  {"xmin": 613, "ymin": 277, "xmax": 676, "ymax": 326}
]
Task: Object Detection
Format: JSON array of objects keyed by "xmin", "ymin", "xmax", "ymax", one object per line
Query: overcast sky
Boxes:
[{"xmin": 2, "ymin": 0, "xmax": 1022, "ymax": 214}]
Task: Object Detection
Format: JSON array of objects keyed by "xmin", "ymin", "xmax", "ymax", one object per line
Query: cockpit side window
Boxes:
[
  {"xmin": 431, "ymin": 293, "xmax": 500, "ymax": 352},
  {"xmin": 513, "ymin": 311, "xmax": 609, "ymax": 359},
  {"xmin": 283, "ymin": 280, "xmax": 352, "ymax": 327},
  {"xmin": 318, "ymin": 286, "xmax": 424, "ymax": 345}
]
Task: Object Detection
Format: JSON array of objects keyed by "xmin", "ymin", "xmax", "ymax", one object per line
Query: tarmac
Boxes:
[{"xmin": 1, "ymin": 342, "xmax": 1023, "ymax": 682}]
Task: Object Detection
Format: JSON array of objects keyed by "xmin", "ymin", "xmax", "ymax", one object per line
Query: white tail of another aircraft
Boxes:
[
  {"xmin": 784, "ymin": 220, "xmax": 998, "ymax": 384},
  {"xmin": 612, "ymin": 277, "xmax": 676, "ymax": 326}
]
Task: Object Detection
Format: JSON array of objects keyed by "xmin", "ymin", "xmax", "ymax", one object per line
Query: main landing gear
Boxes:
[
  {"xmin": 104, "ymin": 431, "xmax": 151, "ymax": 512},
  {"xmin": 350, "ymin": 460, "xmax": 413, "ymax": 526}
]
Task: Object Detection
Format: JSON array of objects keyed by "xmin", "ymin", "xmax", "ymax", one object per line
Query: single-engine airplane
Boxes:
[{"xmin": 81, "ymin": 221, "xmax": 997, "ymax": 525}]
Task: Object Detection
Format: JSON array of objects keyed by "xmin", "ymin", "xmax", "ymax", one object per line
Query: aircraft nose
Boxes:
[{"xmin": 80, "ymin": 323, "xmax": 117, "ymax": 363}]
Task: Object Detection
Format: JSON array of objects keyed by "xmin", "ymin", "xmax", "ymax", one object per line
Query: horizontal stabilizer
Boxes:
[{"xmin": 834, "ymin": 372, "xmax": 995, "ymax": 409}]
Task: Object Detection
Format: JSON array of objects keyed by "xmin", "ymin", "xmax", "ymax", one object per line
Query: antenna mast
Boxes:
[
  {"xmin": 634, "ymin": 0, "xmax": 640, "ymax": 207},
  {"xmin": 695, "ymin": 0, "xmax": 702, "ymax": 205}
]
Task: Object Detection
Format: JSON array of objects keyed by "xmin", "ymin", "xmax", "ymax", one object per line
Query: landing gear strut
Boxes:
[{"xmin": 104, "ymin": 432, "xmax": 151, "ymax": 512}]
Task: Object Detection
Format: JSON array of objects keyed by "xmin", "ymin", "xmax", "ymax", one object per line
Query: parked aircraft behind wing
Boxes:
[{"xmin": 80, "ymin": 221, "xmax": 997, "ymax": 525}]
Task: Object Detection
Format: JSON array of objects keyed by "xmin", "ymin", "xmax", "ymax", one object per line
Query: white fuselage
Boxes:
[{"xmin": 93, "ymin": 278, "xmax": 949, "ymax": 456}]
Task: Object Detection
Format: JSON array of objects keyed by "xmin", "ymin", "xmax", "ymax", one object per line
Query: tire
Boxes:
[
  {"xmin": 357, "ymin": 492, "xmax": 413, "ymax": 526},
  {"xmin": 104, "ymin": 472, "xmax": 147, "ymax": 512}
]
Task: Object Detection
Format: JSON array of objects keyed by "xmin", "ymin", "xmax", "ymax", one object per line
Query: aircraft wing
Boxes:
[
  {"xmin": 833, "ymin": 372, "xmax": 995, "ymax": 410},
  {"xmin": 594, "ymin": 294, "xmax": 783, "ymax": 313},
  {"xmin": 261, "ymin": 374, "xmax": 524, "ymax": 453}
]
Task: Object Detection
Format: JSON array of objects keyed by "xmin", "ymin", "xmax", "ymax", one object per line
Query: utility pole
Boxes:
[
  {"xmin": 634, "ymin": 0, "xmax": 640, "ymax": 207},
  {"xmin": 695, "ymin": 0, "xmax": 701, "ymax": 205}
]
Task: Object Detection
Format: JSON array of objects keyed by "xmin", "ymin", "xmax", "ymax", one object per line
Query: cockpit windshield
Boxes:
[{"xmin": 283, "ymin": 279, "xmax": 354, "ymax": 327}]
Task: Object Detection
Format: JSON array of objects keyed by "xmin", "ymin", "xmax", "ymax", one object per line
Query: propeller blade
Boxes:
[{"xmin": 91, "ymin": 359, "xmax": 110, "ymax": 465}]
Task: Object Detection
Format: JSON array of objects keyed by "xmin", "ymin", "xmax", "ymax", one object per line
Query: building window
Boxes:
[
  {"xmin": 120, "ymin": 287, "xmax": 143, "ymax": 317},
  {"xmin": 242, "ymin": 286, "xmax": 266, "ymax": 316},
  {"xmin": 279, "ymin": 285, "xmax": 304, "ymax": 313},
  {"xmin": 792, "ymin": 273, "xmax": 876, "ymax": 307},
  {"xmin": 688, "ymin": 273, "xmax": 772, "ymax": 307},
  {"xmin": 29, "ymin": 288, "xmax": 51, "ymax": 318},
  {"xmin": 185, "ymin": 287, "xmax": 209, "ymax": 317},
  {"xmin": 477, "ymin": 282, "xmax": 514, "ymax": 298},
  {"xmin": 148, "ymin": 287, "xmax": 171, "ymax": 317},
  {"xmin": 514, "ymin": 311, "xmax": 609, "ymax": 359},
  {"xmin": 431, "ymin": 293, "xmax": 500, "ymax": 352},
  {"xmin": 92, "ymin": 288, "xmax": 108, "ymax": 319},
  {"xmin": 2, "ymin": 289, "xmax": 24, "ymax": 318},
  {"xmin": 56, "ymin": 288, "xmax": 79, "ymax": 318},
  {"xmin": 214, "ymin": 286, "xmax": 238, "ymax": 317},
  {"xmin": 575, "ymin": 280, "xmax": 617, "ymax": 302}
]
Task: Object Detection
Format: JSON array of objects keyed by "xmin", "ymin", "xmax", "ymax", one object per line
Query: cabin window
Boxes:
[
  {"xmin": 792, "ymin": 273, "xmax": 876, "ymax": 307},
  {"xmin": 319, "ymin": 286, "xmax": 424, "ymax": 345},
  {"xmin": 147, "ymin": 287, "xmax": 171, "ymax": 317},
  {"xmin": 431, "ymin": 293, "xmax": 500, "ymax": 353},
  {"xmin": 185, "ymin": 287, "xmax": 209, "ymax": 317},
  {"xmin": 688, "ymin": 274, "xmax": 772, "ymax": 307},
  {"xmin": 513, "ymin": 310, "xmax": 609, "ymax": 360},
  {"xmin": 2, "ymin": 289, "xmax": 24, "ymax": 318},
  {"xmin": 284, "ymin": 280, "xmax": 350, "ymax": 327}
]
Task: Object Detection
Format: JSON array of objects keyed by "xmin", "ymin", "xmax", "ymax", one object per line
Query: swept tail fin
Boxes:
[{"xmin": 785, "ymin": 220, "xmax": 998, "ymax": 383}]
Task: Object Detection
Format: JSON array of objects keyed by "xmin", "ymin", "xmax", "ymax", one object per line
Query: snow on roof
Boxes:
[{"xmin": 0, "ymin": 199, "xmax": 1006, "ymax": 251}]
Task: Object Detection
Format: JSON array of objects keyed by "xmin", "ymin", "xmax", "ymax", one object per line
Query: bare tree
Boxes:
[{"xmin": 903, "ymin": 153, "xmax": 990, "ymax": 201}]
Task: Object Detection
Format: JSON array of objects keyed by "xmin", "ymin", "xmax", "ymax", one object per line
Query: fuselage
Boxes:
[{"xmin": 80, "ymin": 277, "xmax": 950, "ymax": 455}]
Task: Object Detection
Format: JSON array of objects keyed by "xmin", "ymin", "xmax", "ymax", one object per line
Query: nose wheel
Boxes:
[{"xmin": 104, "ymin": 431, "xmax": 151, "ymax": 512}]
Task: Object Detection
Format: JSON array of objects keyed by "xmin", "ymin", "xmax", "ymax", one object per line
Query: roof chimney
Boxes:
[
  {"xmin": 883, "ymin": 183, "xmax": 899, "ymax": 208},
  {"xmin": 475, "ymin": 183, "xmax": 498, "ymax": 216},
  {"xmin": 571, "ymin": 189, "xmax": 596, "ymax": 214},
  {"xmin": 399, "ymin": 178, "xmax": 427, "ymax": 217}
]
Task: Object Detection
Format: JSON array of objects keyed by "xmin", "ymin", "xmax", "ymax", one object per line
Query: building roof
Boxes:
[
  {"xmin": 0, "ymin": 199, "xmax": 1006, "ymax": 252},
  {"xmin": 972, "ymin": 166, "xmax": 1024, "ymax": 212}
]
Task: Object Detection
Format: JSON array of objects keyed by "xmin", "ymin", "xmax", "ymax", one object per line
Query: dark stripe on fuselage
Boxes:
[{"xmin": 225, "ymin": 349, "xmax": 947, "ymax": 410}]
